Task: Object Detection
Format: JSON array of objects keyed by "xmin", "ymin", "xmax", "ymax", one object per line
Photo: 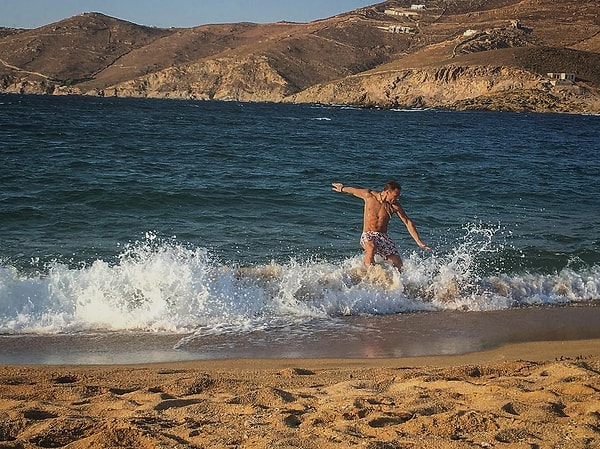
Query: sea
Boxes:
[{"xmin": 1, "ymin": 94, "xmax": 599, "ymax": 364}]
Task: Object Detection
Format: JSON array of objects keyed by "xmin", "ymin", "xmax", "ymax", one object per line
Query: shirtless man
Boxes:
[{"xmin": 332, "ymin": 180, "xmax": 430, "ymax": 271}]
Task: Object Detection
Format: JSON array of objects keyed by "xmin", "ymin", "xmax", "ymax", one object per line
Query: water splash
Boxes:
[{"xmin": 0, "ymin": 227, "xmax": 597, "ymax": 335}]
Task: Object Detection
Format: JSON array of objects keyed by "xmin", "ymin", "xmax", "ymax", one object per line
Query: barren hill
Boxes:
[{"xmin": 1, "ymin": 0, "xmax": 599, "ymax": 112}]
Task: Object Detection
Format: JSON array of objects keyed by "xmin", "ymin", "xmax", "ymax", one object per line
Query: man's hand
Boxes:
[{"xmin": 332, "ymin": 182, "xmax": 344, "ymax": 193}]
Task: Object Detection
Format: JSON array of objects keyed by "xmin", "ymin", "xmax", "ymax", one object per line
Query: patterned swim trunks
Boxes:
[{"xmin": 360, "ymin": 231, "xmax": 399, "ymax": 257}]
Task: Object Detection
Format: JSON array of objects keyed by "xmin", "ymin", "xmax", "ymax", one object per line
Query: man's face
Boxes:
[{"xmin": 386, "ymin": 189, "xmax": 401, "ymax": 202}]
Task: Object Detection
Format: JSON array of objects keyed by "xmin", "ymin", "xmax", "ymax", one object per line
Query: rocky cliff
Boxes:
[
  {"xmin": 287, "ymin": 65, "xmax": 600, "ymax": 113},
  {"xmin": 1, "ymin": 0, "xmax": 599, "ymax": 113}
]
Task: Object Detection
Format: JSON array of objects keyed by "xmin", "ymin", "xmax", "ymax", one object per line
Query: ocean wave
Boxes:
[{"xmin": 0, "ymin": 230, "xmax": 598, "ymax": 336}]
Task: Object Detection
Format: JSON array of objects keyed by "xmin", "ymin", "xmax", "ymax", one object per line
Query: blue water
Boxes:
[{"xmin": 1, "ymin": 94, "xmax": 599, "ymax": 343}]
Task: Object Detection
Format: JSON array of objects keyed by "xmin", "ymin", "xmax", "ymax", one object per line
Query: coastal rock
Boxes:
[
  {"xmin": 101, "ymin": 56, "xmax": 293, "ymax": 102},
  {"xmin": 286, "ymin": 65, "xmax": 600, "ymax": 113}
]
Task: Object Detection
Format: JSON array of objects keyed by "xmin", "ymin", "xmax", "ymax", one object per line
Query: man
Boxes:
[{"xmin": 332, "ymin": 180, "xmax": 430, "ymax": 271}]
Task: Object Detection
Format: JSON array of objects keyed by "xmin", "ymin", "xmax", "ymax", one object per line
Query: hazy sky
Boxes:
[{"xmin": 1, "ymin": 0, "xmax": 376, "ymax": 29}]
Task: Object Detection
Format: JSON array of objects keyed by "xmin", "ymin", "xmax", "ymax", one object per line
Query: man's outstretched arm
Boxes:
[{"xmin": 331, "ymin": 182, "xmax": 370, "ymax": 199}]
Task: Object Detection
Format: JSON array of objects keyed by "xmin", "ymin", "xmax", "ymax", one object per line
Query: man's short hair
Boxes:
[{"xmin": 383, "ymin": 180, "xmax": 401, "ymax": 191}]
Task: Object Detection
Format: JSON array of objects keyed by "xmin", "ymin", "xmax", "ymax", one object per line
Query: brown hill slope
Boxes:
[
  {"xmin": 0, "ymin": 13, "xmax": 171, "ymax": 86},
  {"xmin": 288, "ymin": 0, "xmax": 600, "ymax": 112},
  {"xmin": 1, "ymin": 0, "xmax": 599, "ymax": 112}
]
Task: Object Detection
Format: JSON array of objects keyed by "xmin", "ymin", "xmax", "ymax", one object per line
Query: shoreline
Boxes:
[
  {"xmin": 153, "ymin": 337, "xmax": 600, "ymax": 371},
  {"xmin": 4, "ymin": 337, "xmax": 600, "ymax": 370},
  {"xmin": 2, "ymin": 92, "xmax": 599, "ymax": 116},
  {"xmin": 2, "ymin": 304, "xmax": 600, "ymax": 365}
]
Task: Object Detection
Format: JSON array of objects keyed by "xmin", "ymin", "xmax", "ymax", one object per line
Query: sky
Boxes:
[{"xmin": 0, "ymin": 0, "xmax": 377, "ymax": 29}]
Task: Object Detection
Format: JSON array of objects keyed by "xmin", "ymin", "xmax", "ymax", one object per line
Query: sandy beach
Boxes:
[{"xmin": 1, "ymin": 339, "xmax": 599, "ymax": 448}]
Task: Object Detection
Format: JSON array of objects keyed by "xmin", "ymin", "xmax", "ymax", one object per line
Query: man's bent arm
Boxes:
[{"xmin": 395, "ymin": 206, "xmax": 431, "ymax": 250}]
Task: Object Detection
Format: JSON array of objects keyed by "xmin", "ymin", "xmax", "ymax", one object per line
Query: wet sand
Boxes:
[{"xmin": 2, "ymin": 305, "xmax": 600, "ymax": 365}]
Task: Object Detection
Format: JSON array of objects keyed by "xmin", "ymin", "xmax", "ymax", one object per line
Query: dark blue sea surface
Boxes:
[{"xmin": 0, "ymin": 94, "xmax": 599, "ymax": 357}]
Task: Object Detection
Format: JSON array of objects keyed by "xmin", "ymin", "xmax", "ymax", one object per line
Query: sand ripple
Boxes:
[{"xmin": 1, "ymin": 355, "xmax": 599, "ymax": 448}]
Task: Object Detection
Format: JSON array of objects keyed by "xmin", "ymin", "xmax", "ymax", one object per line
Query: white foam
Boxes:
[{"xmin": 0, "ymin": 229, "xmax": 598, "ymax": 335}]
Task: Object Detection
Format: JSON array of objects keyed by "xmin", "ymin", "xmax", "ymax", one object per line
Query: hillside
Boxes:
[{"xmin": 1, "ymin": 0, "xmax": 599, "ymax": 112}]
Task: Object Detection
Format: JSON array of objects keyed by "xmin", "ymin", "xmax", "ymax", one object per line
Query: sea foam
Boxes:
[{"xmin": 0, "ymin": 229, "xmax": 598, "ymax": 335}]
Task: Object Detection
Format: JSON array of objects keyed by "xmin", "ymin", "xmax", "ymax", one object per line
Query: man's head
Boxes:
[
  {"xmin": 383, "ymin": 180, "xmax": 401, "ymax": 192},
  {"xmin": 382, "ymin": 180, "xmax": 401, "ymax": 201}
]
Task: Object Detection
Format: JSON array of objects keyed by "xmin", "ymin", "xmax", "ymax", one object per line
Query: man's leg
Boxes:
[
  {"xmin": 387, "ymin": 254, "xmax": 403, "ymax": 271},
  {"xmin": 362, "ymin": 240, "xmax": 376, "ymax": 266}
]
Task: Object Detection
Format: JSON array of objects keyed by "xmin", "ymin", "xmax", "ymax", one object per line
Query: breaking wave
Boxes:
[{"xmin": 0, "ymin": 227, "xmax": 598, "ymax": 336}]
